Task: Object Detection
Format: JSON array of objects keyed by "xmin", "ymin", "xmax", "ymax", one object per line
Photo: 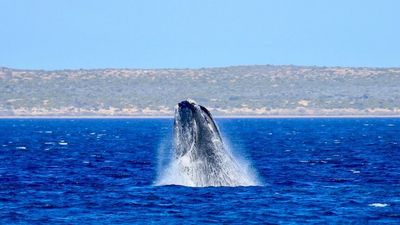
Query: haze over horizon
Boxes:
[
  {"xmin": 2, "ymin": 63, "xmax": 400, "ymax": 72},
  {"xmin": 1, "ymin": 0, "xmax": 399, "ymax": 70}
]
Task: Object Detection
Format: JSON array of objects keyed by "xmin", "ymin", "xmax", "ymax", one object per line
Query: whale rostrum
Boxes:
[{"xmin": 171, "ymin": 99, "xmax": 258, "ymax": 187}]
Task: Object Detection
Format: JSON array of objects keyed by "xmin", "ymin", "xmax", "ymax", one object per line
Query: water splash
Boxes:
[
  {"xmin": 155, "ymin": 134, "xmax": 261, "ymax": 187},
  {"xmin": 155, "ymin": 100, "xmax": 261, "ymax": 187}
]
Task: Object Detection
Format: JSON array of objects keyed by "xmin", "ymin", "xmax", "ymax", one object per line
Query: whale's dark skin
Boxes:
[
  {"xmin": 173, "ymin": 100, "xmax": 256, "ymax": 187},
  {"xmin": 174, "ymin": 100, "xmax": 222, "ymax": 161}
]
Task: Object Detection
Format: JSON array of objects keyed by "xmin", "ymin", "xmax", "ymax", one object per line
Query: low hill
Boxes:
[{"xmin": 1, "ymin": 65, "xmax": 399, "ymax": 117}]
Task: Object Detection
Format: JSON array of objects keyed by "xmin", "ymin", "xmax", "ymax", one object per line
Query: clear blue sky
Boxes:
[{"xmin": 1, "ymin": 0, "xmax": 399, "ymax": 69}]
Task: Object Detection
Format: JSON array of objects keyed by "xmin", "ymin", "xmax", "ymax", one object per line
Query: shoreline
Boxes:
[{"xmin": 0, "ymin": 115, "xmax": 400, "ymax": 119}]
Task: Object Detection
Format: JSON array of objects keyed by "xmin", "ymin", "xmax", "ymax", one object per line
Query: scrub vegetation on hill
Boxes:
[{"xmin": 1, "ymin": 65, "xmax": 399, "ymax": 116}]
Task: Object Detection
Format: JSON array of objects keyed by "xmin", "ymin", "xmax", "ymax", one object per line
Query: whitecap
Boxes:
[
  {"xmin": 369, "ymin": 203, "xmax": 388, "ymax": 207},
  {"xmin": 16, "ymin": 146, "xmax": 27, "ymax": 150},
  {"xmin": 97, "ymin": 134, "xmax": 106, "ymax": 139}
]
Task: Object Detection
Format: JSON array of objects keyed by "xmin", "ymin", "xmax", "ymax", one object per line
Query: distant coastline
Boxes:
[
  {"xmin": 1, "ymin": 65, "xmax": 399, "ymax": 118},
  {"xmin": 1, "ymin": 115, "xmax": 399, "ymax": 119}
]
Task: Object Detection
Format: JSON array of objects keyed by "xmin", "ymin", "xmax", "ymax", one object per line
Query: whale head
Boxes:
[
  {"xmin": 173, "ymin": 99, "xmax": 222, "ymax": 159},
  {"xmin": 158, "ymin": 99, "xmax": 260, "ymax": 187}
]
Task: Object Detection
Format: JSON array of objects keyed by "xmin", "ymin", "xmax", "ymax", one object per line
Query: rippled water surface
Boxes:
[{"xmin": 1, "ymin": 118, "xmax": 399, "ymax": 224}]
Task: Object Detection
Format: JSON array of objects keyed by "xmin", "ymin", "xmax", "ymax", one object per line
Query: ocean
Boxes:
[{"xmin": 0, "ymin": 118, "xmax": 399, "ymax": 224}]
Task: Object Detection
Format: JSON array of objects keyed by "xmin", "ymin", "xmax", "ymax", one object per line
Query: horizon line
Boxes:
[
  {"xmin": 2, "ymin": 63, "xmax": 400, "ymax": 72},
  {"xmin": 1, "ymin": 115, "xmax": 400, "ymax": 119}
]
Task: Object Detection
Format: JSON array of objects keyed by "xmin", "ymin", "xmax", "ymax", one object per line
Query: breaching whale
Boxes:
[{"xmin": 164, "ymin": 99, "xmax": 258, "ymax": 187}]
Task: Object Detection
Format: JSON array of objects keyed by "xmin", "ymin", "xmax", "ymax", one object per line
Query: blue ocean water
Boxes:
[{"xmin": 0, "ymin": 118, "xmax": 399, "ymax": 224}]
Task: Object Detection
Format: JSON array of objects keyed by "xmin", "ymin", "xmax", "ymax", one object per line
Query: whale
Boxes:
[{"xmin": 170, "ymin": 99, "xmax": 257, "ymax": 187}]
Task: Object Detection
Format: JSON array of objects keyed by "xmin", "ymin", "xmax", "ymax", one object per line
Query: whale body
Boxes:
[{"xmin": 169, "ymin": 99, "xmax": 258, "ymax": 187}]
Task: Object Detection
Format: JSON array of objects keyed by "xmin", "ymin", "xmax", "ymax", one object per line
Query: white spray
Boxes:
[{"xmin": 155, "ymin": 100, "xmax": 261, "ymax": 187}]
